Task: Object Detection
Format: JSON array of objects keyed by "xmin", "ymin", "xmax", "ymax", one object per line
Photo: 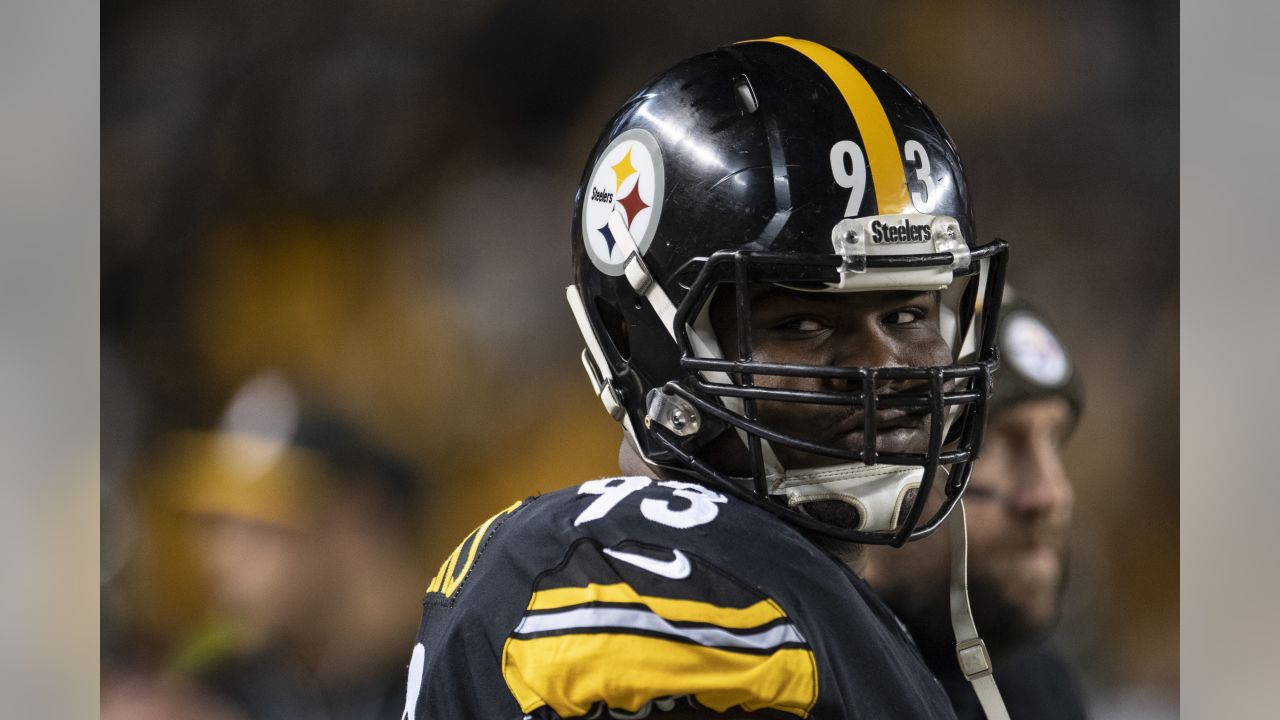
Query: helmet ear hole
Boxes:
[{"xmin": 594, "ymin": 297, "xmax": 631, "ymax": 361}]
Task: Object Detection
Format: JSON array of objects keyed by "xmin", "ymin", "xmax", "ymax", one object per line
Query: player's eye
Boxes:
[
  {"xmin": 884, "ymin": 309, "xmax": 923, "ymax": 326},
  {"xmin": 779, "ymin": 318, "xmax": 827, "ymax": 333}
]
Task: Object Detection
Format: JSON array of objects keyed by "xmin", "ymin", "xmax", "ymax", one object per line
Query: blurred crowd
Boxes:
[{"xmin": 102, "ymin": 1, "xmax": 1177, "ymax": 718}]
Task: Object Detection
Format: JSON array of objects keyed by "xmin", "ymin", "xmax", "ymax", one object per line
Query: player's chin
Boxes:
[
  {"xmin": 995, "ymin": 560, "xmax": 1067, "ymax": 627},
  {"xmin": 971, "ymin": 571, "xmax": 1064, "ymax": 649},
  {"xmin": 775, "ymin": 430, "xmax": 929, "ymax": 535},
  {"xmin": 795, "ymin": 487, "xmax": 923, "ymax": 539}
]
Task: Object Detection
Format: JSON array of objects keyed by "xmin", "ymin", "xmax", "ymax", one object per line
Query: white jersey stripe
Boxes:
[{"xmin": 513, "ymin": 606, "xmax": 806, "ymax": 651}]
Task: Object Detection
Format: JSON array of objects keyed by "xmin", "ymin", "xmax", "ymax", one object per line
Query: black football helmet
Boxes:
[{"xmin": 567, "ymin": 37, "xmax": 1007, "ymax": 546}]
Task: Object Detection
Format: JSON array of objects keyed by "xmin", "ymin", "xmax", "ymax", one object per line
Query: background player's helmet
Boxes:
[
  {"xmin": 990, "ymin": 288, "xmax": 1084, "ymax": 429},
  {"xmin": 567, "ymin": 37, "xmax": 1008, "ymax": 546}
]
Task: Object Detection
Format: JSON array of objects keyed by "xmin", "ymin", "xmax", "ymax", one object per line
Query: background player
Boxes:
[{"xmin": 104, "ymin": 374, "xmax": 426, "ymax": 720}]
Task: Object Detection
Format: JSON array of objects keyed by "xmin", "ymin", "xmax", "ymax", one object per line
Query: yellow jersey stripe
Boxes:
[
  {"xmin": 503, "ymin": 633, "xmax": 817, "ymax": 717},
  {"xmin": 748, "ymin": 36, "xmax": 912, "ymax": 214},
  {"xmin": 529, "ymin": 582, "xmax": 788, "ymax": 629}
]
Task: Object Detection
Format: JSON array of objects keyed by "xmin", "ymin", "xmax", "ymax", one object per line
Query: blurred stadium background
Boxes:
[{"xmin": 101, "ymin": 1, "xmax": 1177, "ymax": 717}]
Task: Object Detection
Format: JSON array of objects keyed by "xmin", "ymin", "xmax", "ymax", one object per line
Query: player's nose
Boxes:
[{"xmin": 1008, "ymin": 432, "xmax": 1073, "ymax": 520}]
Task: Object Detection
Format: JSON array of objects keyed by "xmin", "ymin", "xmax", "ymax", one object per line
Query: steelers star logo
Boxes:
[{"xmin": 581, "ymin": 129, "xmax": 664, "ymax": 276}]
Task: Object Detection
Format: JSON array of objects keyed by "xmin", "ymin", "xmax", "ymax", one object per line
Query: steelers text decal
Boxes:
[{"xmin": 582, "ymin": 129, "xmax": 664, "ymax": 276}]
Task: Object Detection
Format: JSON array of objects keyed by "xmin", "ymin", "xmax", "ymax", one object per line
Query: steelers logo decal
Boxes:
[
  {"xmin": 582, "ymin": 129, "xmax": 664, "ymax": 276},
  {"xmin": 1003, "ymin": 312, "xmax": 1071, "ymax": 387}
]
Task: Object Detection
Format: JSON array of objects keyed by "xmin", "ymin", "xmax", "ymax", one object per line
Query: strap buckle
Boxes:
[{"xmin": 955, "ymin": 637, "xmax": 993, "ymax": 681}]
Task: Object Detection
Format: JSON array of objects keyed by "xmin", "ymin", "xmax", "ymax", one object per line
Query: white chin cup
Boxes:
[{"xmin": 769, "ymin": 463, "xmax": 924, "ymax": 532}]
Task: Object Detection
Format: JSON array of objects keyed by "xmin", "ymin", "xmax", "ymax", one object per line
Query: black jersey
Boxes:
[{"xmin": 400, "ymin": 476, "xmax": 956, "ymax": 719}]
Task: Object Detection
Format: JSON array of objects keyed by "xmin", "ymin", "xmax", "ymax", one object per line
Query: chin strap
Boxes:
[
  {"xmin": 949, "ymin": 499, "xmax": 1010, "ymax": 720},
  {"xmin": 769, "ymin": 463, "xmax": 924, "ymax": 533}
]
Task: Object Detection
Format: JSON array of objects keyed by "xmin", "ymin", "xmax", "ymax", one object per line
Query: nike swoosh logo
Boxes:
[{"xmin": 602, "ymin": 547, "xmax": 691, "ymax": 580}]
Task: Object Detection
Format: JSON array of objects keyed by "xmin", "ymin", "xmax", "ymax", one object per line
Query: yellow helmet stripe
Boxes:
[{"xmin": 747, "ymin": 36, "xmax": 912, "ymax": 214}]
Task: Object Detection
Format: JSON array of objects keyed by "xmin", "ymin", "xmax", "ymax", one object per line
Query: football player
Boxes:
[
  {"xmin": 402, "ymin": 38, "xmax": 1011, "ymax": 718},
  {"xmin": 863, "ymin": 289, "xmax": 1087, "ymax": 719}
]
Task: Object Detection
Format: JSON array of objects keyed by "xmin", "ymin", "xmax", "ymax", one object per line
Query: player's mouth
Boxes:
[
  {"xmin": 833, "ymin": 409, "xmax": 931, "ymax": 456},
  {"xmin": 1018, "ymin": 543, "xmax": 1062, "ymax": 575},
  {"xmin": 1001, "ymin": 527, "xmax": 1070, "ymax": 578},
  {"xmin": 1003, "ymin": 541, "xmax": 1068, "ymax": 596}
]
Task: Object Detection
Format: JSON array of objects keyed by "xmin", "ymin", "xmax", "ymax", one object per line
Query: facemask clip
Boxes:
[{"xmin": 644, "ymin": 389, "xmax": 702, "ymax": 437}]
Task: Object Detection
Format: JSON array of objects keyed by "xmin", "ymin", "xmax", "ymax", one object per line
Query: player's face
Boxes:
[
  {"xmin": 963, "ymin": 396, "xmax": 1075, "ymax": 640},
  {"xmin": 710, "ymin": 286, "xmax": 953, "ymax": 468}
]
